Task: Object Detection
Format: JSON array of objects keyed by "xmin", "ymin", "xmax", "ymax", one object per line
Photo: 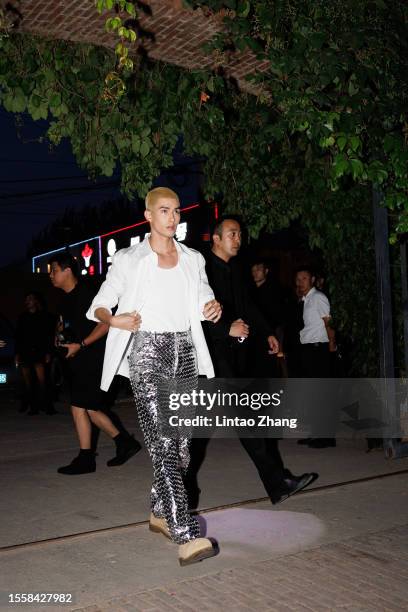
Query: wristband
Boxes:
[{"xmin": 80, "ymin": 340, "xmax": 87, "ymax": 349}]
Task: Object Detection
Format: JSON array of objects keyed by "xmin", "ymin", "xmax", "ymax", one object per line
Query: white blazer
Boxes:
[{"xmin": 86, "ymin": 235, "xmax": 215, "ymax": 391}]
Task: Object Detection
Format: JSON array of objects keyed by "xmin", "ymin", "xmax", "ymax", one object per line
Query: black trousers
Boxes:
[
  {"xmin": 300, "ymin": 343, "xmax": 334, "ymax": 438},
  {"xmin": 300, "ymin": 343, "xmax": 331, "ymax": 378},
  {"xmin": 186, "ymin": 340, "xmax": 289, "ymax": 504}
]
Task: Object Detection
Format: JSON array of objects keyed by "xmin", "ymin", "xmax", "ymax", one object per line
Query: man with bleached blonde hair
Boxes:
[
  {"xmin": 87, "ymin": 187, "xmax": 222, "ymax": 566},
  {"xmin": 145, "ymin": 185, "xmax": 179, "ymax": 209}
]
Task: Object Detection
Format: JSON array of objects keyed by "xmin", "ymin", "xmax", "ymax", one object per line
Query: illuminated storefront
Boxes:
[{"xmin": 32, "ymin": 203, "xmax": 215, "ymax": 276}]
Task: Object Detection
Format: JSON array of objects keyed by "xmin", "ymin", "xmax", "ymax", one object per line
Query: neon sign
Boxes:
[{"xmin": 80, "ymin": 243, "xmax": 95, "ymax": 275}]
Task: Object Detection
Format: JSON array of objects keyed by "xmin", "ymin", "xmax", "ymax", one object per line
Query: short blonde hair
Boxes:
[{"xmin": 145, "ymin": 187, "xmax": 180, "ymax": 210}]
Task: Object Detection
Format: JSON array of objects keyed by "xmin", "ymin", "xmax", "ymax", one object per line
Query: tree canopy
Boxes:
[{"xmin": 1, "ymin": 0, "xmax": 407, "ymax": 373}]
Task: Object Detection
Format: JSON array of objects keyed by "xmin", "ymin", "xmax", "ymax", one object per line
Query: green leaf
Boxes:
[
  {"xmin": 349, "ymin": 158, "xmax": 364, "ymax": 180},
  {"xmin": 333, "ymin": 154, "xmax": 349, "ymax": 178},
  {"xmin": 337, "ymin": 136, "xmax": 347, "ymax": 152},
  {"xmin": 96, "ymin": 0, "xmax": 105, "ymax": 14},
  {"xmin": 131, "ymin": 135, "xmax": 141, "ymax": 153},
  {"xmin": 12, "ymin": 87, "xmax": 26, "ymax": 112},
  {"xmin": 320, "ymin": 135, "xmax": 335, "ymax": 148},
  {"xmin": 368, "ymin": 161, "xmax": 388, "ymax": 184},
  {"xmin": 105, "ymin": 17, "xmax": 122, "ymax": 31},
  {"xmin": 237, "ymin": 1, "xmax": 251, "ymax": 18},
  {"xmin": 140, "ymin": 140, "xmax": 151, "ymax": 158},
  {"xmin": 207, "ymin": 77, "xmax": 215, "ymax": 93},
  {"xmin": 125, "ymin": 2, "xmax": 136, "ymax": 17},
  {"xmin": 31, "ymin": 94, "xmax": 42, "ymax": 108},
  {"xmin": 349, "ymin": 136, "xmax": 361, "ymax": 153},
  {"xmin": 50, "ymin": 92, "xmax": 61, "ymax": 108}
]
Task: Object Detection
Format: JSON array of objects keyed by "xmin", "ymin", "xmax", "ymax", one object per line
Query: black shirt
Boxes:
[
  {"xmin": 250, "ymin": 279, "xmax": 287, "ymax": 330},
  {"xmin": 204, "ymin": 251, "xmax": 272, "ymax": 342},
  {"xmin": 59, "ymin": 282, "xmax": 105, "ymax": 364}
]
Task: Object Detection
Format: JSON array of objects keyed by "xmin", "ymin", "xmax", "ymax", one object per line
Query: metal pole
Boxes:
[
  {"xmin": 372, "ymin": 187, "xmax": 394, "ymax": 379},
  {"xmin": 373, "ymin": 187, "xmax": 408, "ymax": 458}
]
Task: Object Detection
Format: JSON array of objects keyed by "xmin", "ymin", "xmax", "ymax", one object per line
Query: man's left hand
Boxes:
[
  {"xmin": 62, "ymin": 343, "xmax": 81, "ymax": 359},
  {"xmin": 203, "ymin": 299, "xmax": 222, "ymax": 323},
  {"xmin": 267, "ymin": 335, "xmax": 280, "ymax": 354}
]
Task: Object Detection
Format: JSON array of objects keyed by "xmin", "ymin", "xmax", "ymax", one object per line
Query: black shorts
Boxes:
[{"xmin": 66, "ymin": 350, "xmax": 109, "ymax": 411}]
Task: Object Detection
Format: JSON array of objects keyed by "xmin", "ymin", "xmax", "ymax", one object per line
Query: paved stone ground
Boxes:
[{"xmin": 73, "ymin": 523, "xmax": 408, "ymax": 612}]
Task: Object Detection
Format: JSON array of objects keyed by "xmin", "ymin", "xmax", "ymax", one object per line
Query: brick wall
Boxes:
[{"xmin": 1, "ymin": 0, "xmax": 267, "ymax": 91}]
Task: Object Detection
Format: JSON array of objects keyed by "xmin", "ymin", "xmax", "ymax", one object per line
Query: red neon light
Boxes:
[
  {"xmin": 100, "ymin": 203, "xmax": 200, "ymax": 238},
  {"xmin": 214, "ymin": 203, "xmax": 219, "ymax": 220},
  {"xmin": 82, "ymin": 243, "xmax": 93, "ymax": 259},
  {"xmin": 89, "ymin": 265, "xmax": 95, "ymax": 276}
]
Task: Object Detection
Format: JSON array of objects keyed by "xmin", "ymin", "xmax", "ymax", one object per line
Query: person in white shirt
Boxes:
[
  {"xmin": 87, "ymin": 187, "xmax": 222, "ymax": 566},
  {"xmin": 296, "ymin": 268, "xmax": 336, "ymax": 449}
]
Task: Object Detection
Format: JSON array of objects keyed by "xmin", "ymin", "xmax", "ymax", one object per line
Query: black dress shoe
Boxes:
[
  {"xmin": 58, "ymin": 453, "xmax": 96, "ymax": 475},
  {"xmin": 308, "ymin": 438, "xmax": 336, "ymax": 448},
  {"xmin": 107, "ymin": 435, "xmax": 141, "ymax": 467},
  {"xmin": 272, "ymin": 472, "xmax": 318, "ymax": 504},
  {"xmin": 297, "ymin": 438, "xmax": 312, "ymax": 445}
]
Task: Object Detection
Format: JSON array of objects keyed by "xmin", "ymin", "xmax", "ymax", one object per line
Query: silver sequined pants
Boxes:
[{"xmin": 128, "ymin": 330, "xmax": 200, "ymax": 544}]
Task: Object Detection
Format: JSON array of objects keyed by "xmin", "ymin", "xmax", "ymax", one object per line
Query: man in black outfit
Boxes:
[
  {"xmin": 185, "ymin": 217, "xmax": 317, "ymax": 506},
  {"xmin": 49, "ymin": 252, "xmax": 141, "ymax": 474},
  {"xmin": 250, "ymin": 260, "xmax": 288, "ymax": 377}
]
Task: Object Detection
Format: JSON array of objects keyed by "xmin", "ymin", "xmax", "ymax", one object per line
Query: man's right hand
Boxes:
[
  {"xmin": 110, "ymin": 311, "xmax": 141, "ymax": 332},
  {"xmin": 229, "ymin": 318, "xmax": 249, "ymax": 338}
]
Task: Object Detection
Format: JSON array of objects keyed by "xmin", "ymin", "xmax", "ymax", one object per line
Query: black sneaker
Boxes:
[
  {"xmin": 107, "ymin": 436, "xmax": 141, "ymax": 467},
  {"xmin": 58, "ymin": 453, "xmax": 96, "ymax": 475}
]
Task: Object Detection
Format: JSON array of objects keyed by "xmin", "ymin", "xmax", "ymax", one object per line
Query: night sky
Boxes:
[{"xmin": 0, "ymin": 109, "xmax": 200, "ymax": 269}]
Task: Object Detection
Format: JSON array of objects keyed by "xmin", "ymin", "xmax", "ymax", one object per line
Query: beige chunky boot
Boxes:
[
  {"xmin": 149, "ymin": 513, "xmax": 171, "ymax": 539},
  {"xmin": 178, "ymin": 537, "xmax": 216, "ymax": 566}
]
